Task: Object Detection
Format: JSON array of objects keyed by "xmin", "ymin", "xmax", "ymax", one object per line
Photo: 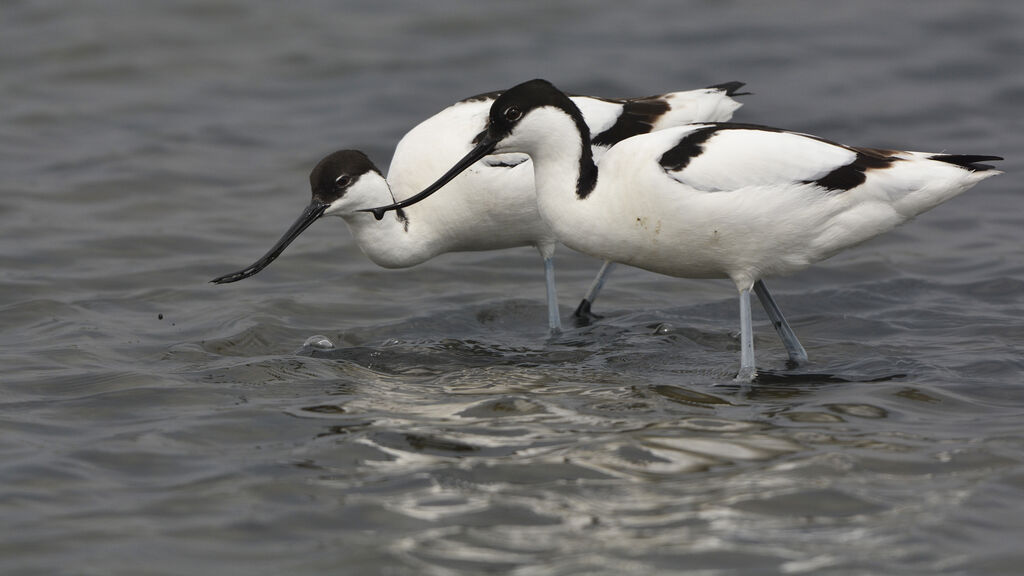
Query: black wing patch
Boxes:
[
  {"xmin": 811, "ymin": 147, "xmax": 899, "ymax": 192},
  {"xmin": 929, "ymin": 154, "xmax": 1003, "ymax": 172},
  {"xmin": 658, "ymin": 126, "xmax": 720, "ymax": 172},
  {"xmin": 592, "ymin": 97, "xmax": 671, "ymax": 147}
]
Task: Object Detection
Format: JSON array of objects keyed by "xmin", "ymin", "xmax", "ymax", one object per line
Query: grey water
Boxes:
[{"xmin": 2, "ymin": 1, "xmax": 1023, "ymax": 574}]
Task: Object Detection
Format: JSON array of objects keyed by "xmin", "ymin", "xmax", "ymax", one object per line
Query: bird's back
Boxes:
[
  {"xmin": 554, "ymin": 123, "xmax": 1001, "ymax": 284},
  {"xmin": 384, "ymin": 87, "xmax": 747, "ymax": 254}
]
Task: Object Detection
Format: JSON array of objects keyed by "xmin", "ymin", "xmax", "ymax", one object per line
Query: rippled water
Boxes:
[{"xmin": 3, "ymin": 1, "xmax": 1024, "ymax": 574}]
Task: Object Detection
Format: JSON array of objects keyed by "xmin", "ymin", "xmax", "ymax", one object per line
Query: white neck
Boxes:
[
  {"xmin": 328, "ymin": 173, "xmax": 442, "ymax": 268},
  {"xmin": 505, "ymin": 108, "xmax": 603, "ymax": 250}
]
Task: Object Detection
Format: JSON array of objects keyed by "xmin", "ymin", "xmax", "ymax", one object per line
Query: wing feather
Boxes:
[{"xmin": 659, "ymin": 124, "xmax": 898, "ymax": 193}]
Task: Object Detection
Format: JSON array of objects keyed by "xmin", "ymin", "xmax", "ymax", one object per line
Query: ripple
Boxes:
[
  {"xmin": 4, "ymin": 1, "xmax": 1022, "ymax": 574},
  {"xmin": 826, "ymin": 403, "xmax": 889, "ymax": 419},
  {"xmin": 645, "ymin": 434, "xmax": 803, "ymax": 463},
  {"xmin": 652, "ymin": 384, "xmax": 734, "ymax": 408},
  {"xmin": 457, "ymin": 397, "xmax": 550, "ymax": 418},
  {"xmin": 783, "ymin": 411, "xmax": 846, "ymax": 423},
  {"xmin": 678, "ymin": 418, "xmax": 761, "ymax": 432},
  {"xmin": 731, "ymin": 488, "xmax": 889, "ymax": 518}
]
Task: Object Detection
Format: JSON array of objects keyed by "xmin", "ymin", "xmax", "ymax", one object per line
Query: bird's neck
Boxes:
[
  {"xmin": 519, "ymin": 107, "xmax": 598, "ymax": 203},
  {"xmin": 338, "ymin": 190, "xmax": 433, "ymax": 269},
  {"xmin": 516, "ymin": 107, "xmax": 609, "ymax": 257}
]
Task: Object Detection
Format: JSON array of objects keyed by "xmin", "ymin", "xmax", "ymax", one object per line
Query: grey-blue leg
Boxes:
[
  {"xmin": 544, "ymin": 256, "xmax": 562, "ymax": 332},
  {"xmin": 753, "ymin": 279, "xmax": 807, "ymax": 364},
  {"xmin": 573, "ymin": 260, "xmax": 616, "ymax": 319},
  {"xmin": 736, "ymin": 287, "xmax": 756, "ymax": 381}
]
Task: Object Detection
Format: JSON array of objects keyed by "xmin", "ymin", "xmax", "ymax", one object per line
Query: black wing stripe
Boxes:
[{"xmin": 658, "ymin": 126, "xmax": 905, "ymax": 193}]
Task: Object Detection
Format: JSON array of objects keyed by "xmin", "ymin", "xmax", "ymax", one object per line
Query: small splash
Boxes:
[{"xmin": 302, "ymin": 335, "xmax": 335, "ymax": 350}]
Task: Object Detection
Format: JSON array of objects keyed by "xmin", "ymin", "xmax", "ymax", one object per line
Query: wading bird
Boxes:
[
  {"xmin": 212, "ymin": 83, "xmax": 750, "ymax": 333},
  {"xmin": 368, "ymin": 79, "xmax": 1001, "ymax": 380}
]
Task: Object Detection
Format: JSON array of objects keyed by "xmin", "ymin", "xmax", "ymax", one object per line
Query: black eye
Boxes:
[
  {"xmin": 335, "ymin": 175, "xmax": 352, "ymax": 188},
  {"xmin": 504, "ymin": 105, "xmax": 522, "ymax": 122}
]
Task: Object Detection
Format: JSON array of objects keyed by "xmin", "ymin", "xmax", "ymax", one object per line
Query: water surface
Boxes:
[{"xmin": 2, "ymin": 1, "xmax": 1023, "ymax": 574}]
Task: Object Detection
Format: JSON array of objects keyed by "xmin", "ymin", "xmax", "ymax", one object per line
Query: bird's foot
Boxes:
[{"xmin": 572, "ymin": 299, "xmax": 604, "ymax": 326}]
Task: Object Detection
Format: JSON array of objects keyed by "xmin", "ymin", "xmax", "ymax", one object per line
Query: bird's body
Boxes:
[
  {"xmin": 212, "ymin": 84, "xmax": 747, "ymax": 331},
  {"xmin": 536, "ymin": 122, "xmax": 997, "ymax": 289},
  {"xmin": 370, "ymin": 79, "xmax": 1001, "ymax": 380},
  {"xmin": 369, "ymin": 85, "xmax": 745, "ymax": 265}
]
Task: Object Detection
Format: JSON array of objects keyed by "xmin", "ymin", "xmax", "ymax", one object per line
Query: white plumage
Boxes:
[
  {"xmin": 212, "ymin": 83, "xmax": 746, "ymax": 331},
  {"xmin": 371, "ymin": 79, "xmax": 1001, "ymax": 380}
]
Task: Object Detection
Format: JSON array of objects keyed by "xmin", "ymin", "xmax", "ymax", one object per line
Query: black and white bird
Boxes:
[
  {"xmin": 368, "ymin": 79, "xmax": 1002, "ymax": 380},
  {"xmin": 211, "ymin": 83, "xmax": 747, "ymax": 332}
]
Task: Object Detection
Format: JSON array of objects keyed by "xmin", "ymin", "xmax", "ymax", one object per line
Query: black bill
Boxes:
[
  {"xmin": 360, "ymin": 134, "xmax": 499, "ymax": 220},
  {"xmin": 210, "ymin": 199, "xmax": 329, "ymax": 284}
]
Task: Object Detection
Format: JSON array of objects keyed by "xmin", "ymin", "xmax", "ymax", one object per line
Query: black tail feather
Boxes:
[
  {"xmin": 706, "ymin": 81, "xmax": 751, "ymax": 97},
  {"xmin": 931, "ymin": 154, "xmax": 1003, "ymax": 171}
]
